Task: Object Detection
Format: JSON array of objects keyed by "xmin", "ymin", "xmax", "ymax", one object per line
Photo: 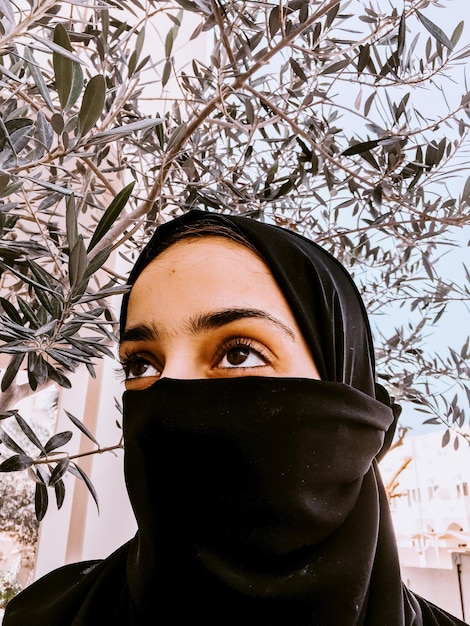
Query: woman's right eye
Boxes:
[{"xmin": 122, "ymin": 356, "xmax": 159, "ymax": 381}]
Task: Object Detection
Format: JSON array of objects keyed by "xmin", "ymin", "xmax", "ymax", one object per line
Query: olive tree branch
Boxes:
[
  {"xmin": 32, "ymin": 440, "xmax": 124, "ymax": 466},
  {"xmin": 91, "ymin": 0, "xmax": 343, "ymax": 255}
]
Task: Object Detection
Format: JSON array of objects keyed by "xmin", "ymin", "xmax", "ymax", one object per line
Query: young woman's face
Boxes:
[{"xmin": 120, "ymin": 237, "xmax": 320, "ymax": 390}]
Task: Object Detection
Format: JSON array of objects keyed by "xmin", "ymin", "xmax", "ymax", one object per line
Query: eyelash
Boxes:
[
  {"xmin": 213, "ymin": 337, "xmax": 270, "ymax": 368},
  {"xmin": 118, "ymin": 353, "xmax": 159, "ymax": 380}
]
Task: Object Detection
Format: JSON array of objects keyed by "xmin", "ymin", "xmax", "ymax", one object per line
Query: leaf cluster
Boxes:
[{"xmin": 0, "ymin": 407, "xmax": 109, "ymax": 520}]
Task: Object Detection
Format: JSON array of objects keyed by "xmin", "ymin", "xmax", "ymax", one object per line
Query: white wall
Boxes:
[{"xmin": 402, "ymin": 552, "xmax": 470, "ymax": 622}]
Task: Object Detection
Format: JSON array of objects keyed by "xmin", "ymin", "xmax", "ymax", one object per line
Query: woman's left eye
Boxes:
[{"xmin": 216, "ymin": 340, "xmax": 268, "ymax": 369}]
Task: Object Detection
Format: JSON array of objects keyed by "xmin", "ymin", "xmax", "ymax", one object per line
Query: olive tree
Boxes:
[{"xmin": 0, "ymin": 0, "xmax": 469, "ymax": 521}]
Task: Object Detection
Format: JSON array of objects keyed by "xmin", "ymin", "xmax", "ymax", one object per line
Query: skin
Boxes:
[{"xmin": 119, "ymin": 237, "xmax": 320, "ymax": 390}]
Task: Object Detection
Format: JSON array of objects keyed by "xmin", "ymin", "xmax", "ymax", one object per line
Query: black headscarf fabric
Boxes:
[
  {"xmin": 120, "ymin": 210, "xmax": 376, "ymax": 395},
  {"xmin": 4, "ymin": 210, "xmax": 467, "ymax": 626}
]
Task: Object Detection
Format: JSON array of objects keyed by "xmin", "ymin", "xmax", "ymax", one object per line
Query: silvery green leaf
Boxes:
[
  {"xmin": 35, "ymin": 483, "xmax": 48, "ymax": 521},
  {"xmin": 15, "ymin": 413, "xmax": 46, "ymax": 454},
  {"xmin": 34, "ymin": 111, "xmax": 54, "ymax": 159},
  {"xmin": 87, "ymin": 118, "xmax": 163, "ymax": 144},
  {"xmin": 49, "ymin": 457, "xmax": 70, "ymax": 486},
  {"xmin": 0, "ymin": 125, "xmax": 34, "ymax": 167},
  {"xmin": 65, "ymin": 62, "xmax": 84, "ymax": 112},
  {"xmin": 23, "ymin": 47, "xmax": 55, "ymax": 112},
  {"xmin": 0, "ymin": 260, "xmax": 60, "ymax": 295},
  {"xmin": 28, "ymin": 32, "xmax": 86, "ymax": 65},
  {"xmin": 66, "ymin": 194, "xmax": 79, "ymax": 250},
  {"xmin": 1, "ymin": 353, "xmax": 24, "ymax": 391},
  {"xmin": 87, "ymin": 181, "xmax": 135, "ymax": 252},
  {"xmin": 0, "ymin": 64, "xmax": 21, "ymax": 84},
  {"xmin": 0, "ymin": 0, "xmax": 15, "ymax": 33},
  {"xmin": 69, "ymin": 236, "xmax": 87, "ymax": 289},
  {"xmin": 22, "ymin": 176, "xmax": 83, "ymax": 197},
  {"xmin": 44, "ymin": 431, "xmax": 73, "ymax": 454},
  {"xmin": 52, "ymin": 24, "xmax": 84, "ymax": 111},
  {"xmin": 65, "ymin": 410, "xmax": 99, "ymax": 446},
  {"xmin": 55, "ymin": 479, "xmax": 66, "ymax": 509},
  {"xmin": 416, "ymin": 10, "xmax": 454, "ymax": 50},
  {"xmin": 0, "ymin": 427, "xmax": 26, "ymax": 455},
  {"xmin": 77, "ymin": 75, "xmax": 106, "ymax": 137},
  {"xmin": 0, "ymin": 455, "xmax": 34, "ymax": 472},
  {"xmin": 166, "ymin": 121, "xmax": 188, "ymax": 151},
  {"xmin": 68, "ymin": 462, "xmax": 99, "ymax": 512}
]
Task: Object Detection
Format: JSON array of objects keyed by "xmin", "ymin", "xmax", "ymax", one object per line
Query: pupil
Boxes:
[
  {"xmin": 131, "ymin": 362, "xmax": 147, "ymax": 377},
  {"xmin": 227, "ymin": 347, "xmax": 249, "ymax": 365}
]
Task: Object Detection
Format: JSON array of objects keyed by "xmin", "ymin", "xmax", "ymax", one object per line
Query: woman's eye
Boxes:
[
  {"xmin": 218, "ymin": 343, "xmax": 268, "ymax": 369},
  {"xmin": 123, "ymin": 357, "xmax": 159, "ymax": 380}
]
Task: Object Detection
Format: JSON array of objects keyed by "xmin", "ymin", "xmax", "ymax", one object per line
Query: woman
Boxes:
[{"xmin": 4, "ymin": 209, "xmax": 466, "ymax": 625}]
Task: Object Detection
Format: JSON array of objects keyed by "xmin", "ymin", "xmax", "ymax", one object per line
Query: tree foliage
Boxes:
[{"xmin": 0, "ymin": 0, "xmax": 469, "ymax": 519}]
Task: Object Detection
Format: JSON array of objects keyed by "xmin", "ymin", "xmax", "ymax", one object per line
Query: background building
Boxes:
[{"xmin": 381, "ymin": 425, "xmax": 470, "ymax": 620}]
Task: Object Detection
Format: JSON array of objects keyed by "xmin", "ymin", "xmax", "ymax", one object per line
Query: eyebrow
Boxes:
[
  {"xmin": 189, "ymin": 308, "xmax": 295, "ymax": 339},
  {"xmin": 120, "ymin": 307, "xmax": 295, "ymax": 345}
]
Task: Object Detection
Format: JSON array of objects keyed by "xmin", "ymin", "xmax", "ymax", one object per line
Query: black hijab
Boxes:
[
  {"xmin": 4, "ymin": 210, "xmax": 466, "ymax": 626},
  {"xmin": 121, "ymin": 209, "xmax": 376, "ymax": 395}
]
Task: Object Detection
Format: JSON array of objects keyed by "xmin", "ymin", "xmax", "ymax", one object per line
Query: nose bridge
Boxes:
[{"xmin": 160, "ymin": 341, "xmax": 202, "ymax": 380}]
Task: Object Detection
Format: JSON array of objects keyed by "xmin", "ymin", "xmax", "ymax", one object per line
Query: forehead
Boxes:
[
  {"xmin": 125, "ymin": 237, "xmax": 293, "ymax": 325},
  {"xmin": 132, "ymin": 236, "xmax": 270, "ymax": 281},
  {"xmin": 152, "ymin": 235, "xmax": 261, "ymax": 266}
]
